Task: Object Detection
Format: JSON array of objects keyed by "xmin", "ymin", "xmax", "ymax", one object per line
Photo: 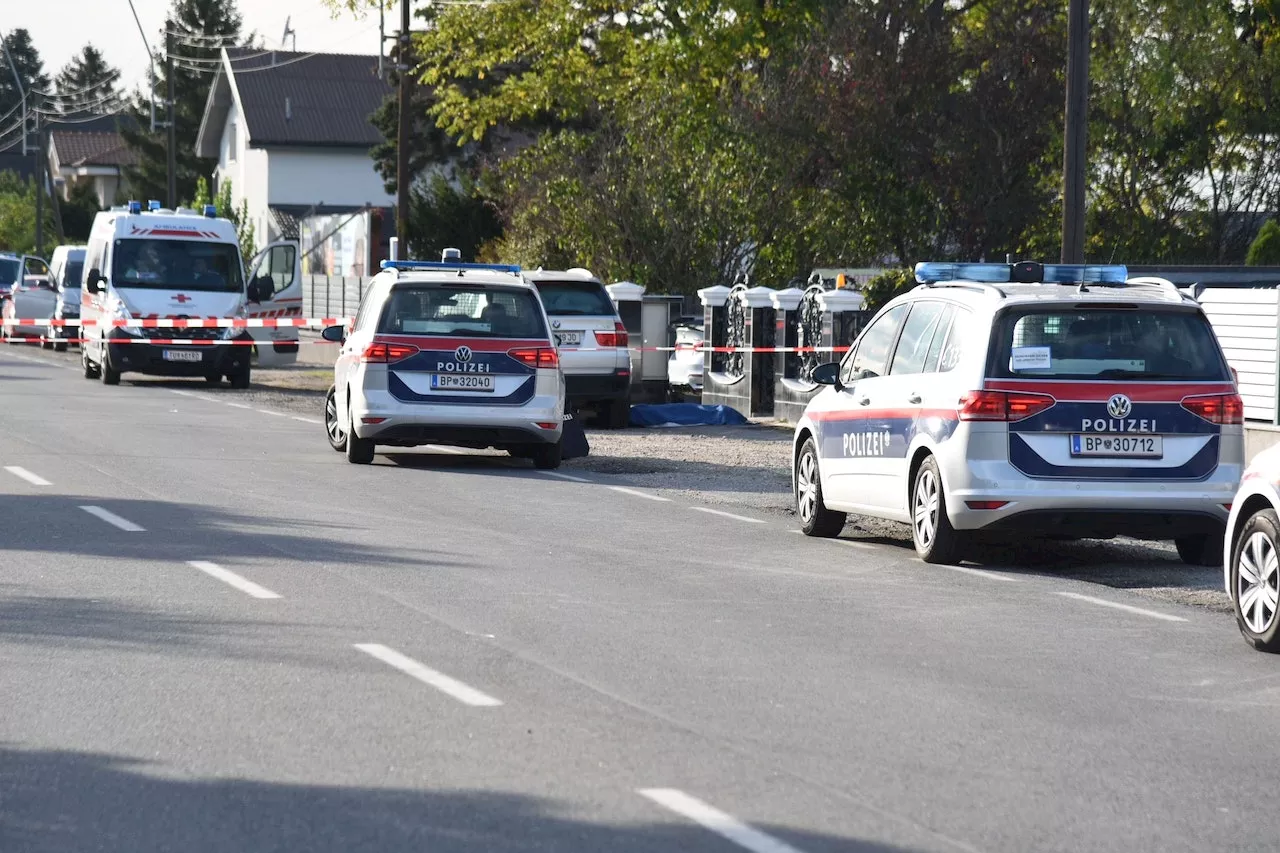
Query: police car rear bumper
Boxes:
[
  {"xmin": 107, "ymin": 330, "xmax": 251, "ymax": 376},
  {"xmin": 363, "ymin": 422, "xmax": 561, "ymax": 448}
]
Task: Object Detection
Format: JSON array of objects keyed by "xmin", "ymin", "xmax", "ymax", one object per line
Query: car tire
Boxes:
[
  {"xmin": 605, "ymin": 399, "xmax": 630, "ymax": 430},
  {"xmin": 911, "ymin": 455, "xmax": 966, "ymax": 564},
  {"xmin": 81, "ymin": 347, "xmax": 99, "ymax": 379},
  {"xmin": 1176, "ymin": 532, "xmax": 1225, "ymax": 567},
  {"xmin": 324, "ymin": 386, "xmax": 347, "ymax": 452},
  {"xmin": 346, "ymin": 411, "xmax": 375, "ymax": 465},
  {"xmin": 531, "ymin": 440, "xmax": 562, "ymax": 470},
  {"xmin": 228, "ymin": 366, "xmax": 250, "ymax": 390},
  {"xmin": 101, "ymin": 352, "xmax": 121, "ymax": 385},
  {"xmin": 1230, "ymin": 508, "xmax": 1280, "ymax": 652},
  {"xmin": 794, "ymin": 437, "xmax": 846, "ymax": 537}
]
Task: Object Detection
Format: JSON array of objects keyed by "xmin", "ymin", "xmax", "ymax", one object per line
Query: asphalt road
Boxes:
[{"xmin": 3, "ymin": 347, "xmax": 1280, "ymax": 853}]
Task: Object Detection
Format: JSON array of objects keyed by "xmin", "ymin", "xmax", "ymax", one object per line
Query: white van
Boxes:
[{"xmin": 79, "ymin": 200, "xmax": 296, "ymax": 386}]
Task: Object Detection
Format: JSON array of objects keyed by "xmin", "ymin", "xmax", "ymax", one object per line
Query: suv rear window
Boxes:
[
  {"xmin": 379, "ymin": 286, "xmax": 547, "ymax": 338},
  {"xmin": 532, "ymin": 280, "xmax": 615, "ymax": 316},
  {"xmin": 989, "ymin": 308, "xmax": 1230, "ymax": 381}
]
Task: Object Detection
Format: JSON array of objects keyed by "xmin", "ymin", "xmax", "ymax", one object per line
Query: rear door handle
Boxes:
[{"xmin": 908, "ymin": 394, "xmax": 922, "ymax": 404}]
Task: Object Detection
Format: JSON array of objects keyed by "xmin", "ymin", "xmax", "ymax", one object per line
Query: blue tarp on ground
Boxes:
[{"xmin": 628, "ymin": 403, "xmax": 749, "ymax": 427}]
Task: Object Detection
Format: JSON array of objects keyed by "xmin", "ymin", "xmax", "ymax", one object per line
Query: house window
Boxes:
[{"xmin": 227, "ymin": 119, "xmax": 237, "ymax": 163}]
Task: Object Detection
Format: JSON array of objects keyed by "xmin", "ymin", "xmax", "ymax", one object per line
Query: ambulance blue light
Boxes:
[
  {"xmin": 128, "ymin": 200, "xmax": 142, "ymax": 214},
  {"xmin": 203, "ymin": 204, "xmax": 217, "ymax": 218},
  {"xmin": 1041, "ymin": 264, "xmax": 1128, "ymax": 284},
  {"xmin": 381, "ymin": 259, "xmax": 522, "ymax": 274},
  {"xmin": 148, "ymin": 199, "xmax": 162, "ymax": 211}
]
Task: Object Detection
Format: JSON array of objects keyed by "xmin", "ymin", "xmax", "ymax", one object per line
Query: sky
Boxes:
[{"xmin": 6, "ymin": 0, "xmax": 386, "ymax": 96}]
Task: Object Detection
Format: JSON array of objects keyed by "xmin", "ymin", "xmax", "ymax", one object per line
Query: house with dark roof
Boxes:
[
  {"xmin": 195, "ymin": 48, "xmax": 396, "ymax": 275},
  {"xmin": 46, "ymin": 114, "xmax": 139, "ymax": 207}
]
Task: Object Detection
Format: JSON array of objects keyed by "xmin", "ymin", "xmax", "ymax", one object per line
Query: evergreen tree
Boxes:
[
  {"xmin": 121, "ymin": 0, "xmax": 244, "ymax": 205},
  {"xmin": 55, "ymin": 45, "xmax": 120, "ymax": 114},
  {"xmin": 0, "ymin": 29, "xmax": 50, "ymax": 127}
]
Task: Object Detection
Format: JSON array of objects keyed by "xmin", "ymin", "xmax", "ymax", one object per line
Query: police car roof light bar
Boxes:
[
  {"xmin": 128, "ymin": 200, "xmax": 143, "ymax": 214},
  {"xmin": 380, "ymin": 259, "xmax": 523, "ymax": 274},
  {"xmin": 914, "ymin": 261, "xmax": 1128, "ymax": 285}
]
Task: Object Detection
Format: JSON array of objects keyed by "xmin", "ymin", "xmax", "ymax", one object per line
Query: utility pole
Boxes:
[
  {"xmin": 396, "ymin": 0, "xmax": 412, "ymax": 250},
  {"xmin": 1061, "ymin": 0, "xmax": 1090, "ymax": 264},
  {"xmin": 166, "ymin": 22, "xmax": 177, "ymax": 209},
  {"xmin": 34, "ymin": 110, "xmax": 43, "ymax": 255}
]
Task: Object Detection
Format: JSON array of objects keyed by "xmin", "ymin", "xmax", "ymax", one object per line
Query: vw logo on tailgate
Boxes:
[
  {"xmin": 454, "ymin": 345, "xmax": 473, "ymax": 362},
  {"xmin": 1107, "ymin": 393, "xmax": 1132, "ymax": 419}
]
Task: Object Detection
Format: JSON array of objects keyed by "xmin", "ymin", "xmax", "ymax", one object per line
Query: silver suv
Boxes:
[
  {"xmin": 322, "ymin": 256, "xmax": 566, "ymax": 468},
  {"xmin": 793, "ymin": 262, "xmax": 1244, "ymax": 565},
  {"xmin": 522, "ymin": 269, "xmax": 631, "ymax": 428}
]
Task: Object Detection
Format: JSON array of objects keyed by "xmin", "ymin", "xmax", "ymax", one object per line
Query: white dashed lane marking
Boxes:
[
  {"xmin": 1056, "ymin": 591, "xmax": 1187, "ymax": 623},
  {"xmin": 79, "ymin": 506, "xmax": 146, "ymax": 532},
  {"xmin": 291, "ymin": 416, "xmax": 323, "ymax": 424},
  {"xmin": 638, "ymin": 789, "xmax": 808, "ymax": 853},
  {"xmin": 5, "ymin": 466, "xmax": 51, "ymax": 486},
  {"xmin": 187, "ymin": 561, "xmax": 281, "ymax": 599},
  {"xmin": 607, "ymin": 486, "xmax": 671, "ymax": 502},
  {"xmin": 691, "ymin": 507, "xmax": 767, "ymax": 524},
  {"xmin": 354, "ymin": 643, "xmax": 503, "ymax": 707},
  {"xmin": 937, "ymin": 565, "xmax": 1021, "ymax": 583},
  {"xmin": 538, "ymin": 471, "xmax": 591, "ymax": 483}
]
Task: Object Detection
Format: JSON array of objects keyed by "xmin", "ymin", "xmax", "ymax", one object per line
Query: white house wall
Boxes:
[
  {"xmin": 265, "ymin": 148, "xmax": 393, "ymax": 210},
  {"xmin": 1200, "ymin": 287, "xmax": 1280, "ymax": 422}
]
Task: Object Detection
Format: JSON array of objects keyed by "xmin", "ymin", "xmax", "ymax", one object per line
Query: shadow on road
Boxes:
[{"xmin": 0, "ymin": 746, "xmax": 916, "ymax": 853}]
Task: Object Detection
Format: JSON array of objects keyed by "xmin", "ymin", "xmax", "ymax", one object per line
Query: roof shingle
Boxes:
[{"xmin": 49, "ymin": 131, "xmax": 138, "ymax": 168}]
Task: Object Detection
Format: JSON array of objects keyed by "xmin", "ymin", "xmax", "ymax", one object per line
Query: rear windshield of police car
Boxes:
[
  {"xmin": 378, "ymin": 285, "xmax": 547, "ymax": 338},
  {"xmin": 112, "ymin": 239, "xmax": 244, "ymax": 292},
  {"xmin": 987, "ymin": 308, "xmax": 1231, "ymax": 381},
  {"xmin": 531, "ymin": 280, "xmax": 615, "ymax": 316}
]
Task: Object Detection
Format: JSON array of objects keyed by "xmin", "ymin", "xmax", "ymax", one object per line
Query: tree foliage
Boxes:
[
  {"xmin": 0, "ymin": 171, "xmax": 59, "ymax": 255},
  {"xmin": 1248, "ymin": 220, "xmax": 1280, "ymax": 265},
  {"xmin": 0, "ymin": 30, "xmax": 49, "ymax": 124},
  {"xmin": 54, "ymin": 45, "xmax": 120, "ymax": 114},
  {"xmin": 190, "ymin": 176, "xmax": 256, "ymax": 259}
]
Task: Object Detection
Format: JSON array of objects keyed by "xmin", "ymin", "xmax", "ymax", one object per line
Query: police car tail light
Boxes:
[
  {"xmin": 959, "ymin": 390, "xmax": 1055, "ymax": 422},
  {"xmin": 1181, "ymin": 393, "xmax": 1243, "ymax": 425},
  {"xmin": 508, "ymin": 347, "xmax": 559, "ymax": 369},
  {"xmin": 361, "ymin": 342, "xmax": 419, "ymax": 364},
  {"xmin": 593, "ymin": 322, "xmax": 629, "ymax": 348}
]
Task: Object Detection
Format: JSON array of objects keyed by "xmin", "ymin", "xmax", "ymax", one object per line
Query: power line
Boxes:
[{"xmin": 31, "ymin": 69, "xmax": 122, "ymax": 100}]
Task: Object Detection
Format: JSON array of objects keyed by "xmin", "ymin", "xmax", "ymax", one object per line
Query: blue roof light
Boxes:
[
  {"xmin": 381, "ymin": 259, "xmax": 522, "ymax": 274},
  {"xmin": 127, "ymin": 200, "xmax": 143, "ymax": 214},
  {"xmin": 203, "ymin": 204, "xmax": 217, "ymax": 218},
  {"xmin": 914, "ymin": 263, "xmax": 1013, "ymax": 284},
  {"xmin": 1041, "ymin": 264, "xmax": 1128, "ymax": 284},
  {"xmin": 915, "ymin": 261, "xmax": 1128, "ymax": 285},
  {"xmin": 148, "ymin": 199, "xmax": 162, "ymax": 211}
]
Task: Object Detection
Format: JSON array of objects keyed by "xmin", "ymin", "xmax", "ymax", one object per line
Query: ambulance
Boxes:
[{"xmin": 79, "ymin": 200, "xmax": 300, "ymax": 387}]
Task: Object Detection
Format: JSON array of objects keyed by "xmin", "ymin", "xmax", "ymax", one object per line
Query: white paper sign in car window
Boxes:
[{"xmin": 1010, "ymin": 346, "xmax": 1052, "ymax": 371}]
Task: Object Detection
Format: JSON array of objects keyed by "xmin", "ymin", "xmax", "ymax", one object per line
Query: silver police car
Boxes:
[
  {"xmin": 793, "ymin": 262, "xmax": 1244, "ymax": 565},
  {"xmin": 322, "ymin": 253, "xmax": 566, "ymax": 468}
]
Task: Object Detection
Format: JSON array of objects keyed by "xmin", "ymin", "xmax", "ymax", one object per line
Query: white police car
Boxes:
[
  {"xmin": 793, "ymin": 261, "xmax": 1244, "ymax": 565},
  {"xmin": 1223, "ymin": 445, "xmax": 1280, "ymax": 652},
  {"xmin": 322, "ymin": 251, "xmax": 566, "ymax": 467}
]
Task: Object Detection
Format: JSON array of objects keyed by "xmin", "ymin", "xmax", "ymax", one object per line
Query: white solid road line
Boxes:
[
  {"xmin": 638, "ymin": 789, "xmax": 808, "ymax": 853},
  {"xmin": 291, "ymin": 416, "xmax": 323, "ymax": 424},
  {"xmin": 692, "ymin": 507, "xmax": 767, "ymax": 524},
  {"xmin": 186, "ymin": 561, "xmax": 281, "ymax": 599},
  {"xmin": 225, "ymin": 402, "xmax": 253, "ymax": 410},
  {"xmin": 538, "ymin": 471, "xmax": 591, "ymax": 483},
  {"xmin": 1056, "ymin": 591, "xmax": 1187, "ymax": 623},
  {"xmin": 4, "ymin": 466, "xmax": 51, "ymax": 486},
  {"xmin": 787, "ymin": 530, "xmax": 875, "ymax": 551},
  {"xmin": 258, "ymin": 409, "xmax": 288, "ymax": 417},
  {"xmin": 608, "ymin": 485, "xmax": 672, "ymax": 502},
  {"xmin": 79, "ymin": 505, "xmax": 146, "ymax": 532},
  {"xmin": 168, "ymin": 389, "xmax": 198, "ymax": 398},
  {"xmin": 937, "ymin": 565, "xmax": 1021, "ymax": 583},
  {"xmin": 354, "ymin": 643, "xmax": 503, "ymax": 707}
]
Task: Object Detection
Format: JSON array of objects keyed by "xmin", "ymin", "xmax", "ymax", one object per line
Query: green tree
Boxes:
[
  {"xmin": 406, "ymin": 172, "xmax": 501, "ymax": 263},
  {"xmin": 0, "ymin": 171, "xmax": 59, "ymax": 254},
  {"xmin": 54, "ymin": 45, "xmax": 120, "ymax": 114},
  {"xmin": 190, "ymin": 176, "xmax": 256, "ymax": 259},
  {"xmin": 60, "ymin": 180, "xmax": 101, "ymax": 241},
  {"xmin": 1247, "ymin": 220, "xmax": 1280, "ymax": 265},
  {"xmin": 122, "ymin": 0, "xmax": 244, "ymax": 205},
  {"xmin": 860, "ymin": 268, "xmax": 915, "ymax": 316},
  {"xmin": 0, "ymin": 29, "xmax": 50, "ymax": 122}
]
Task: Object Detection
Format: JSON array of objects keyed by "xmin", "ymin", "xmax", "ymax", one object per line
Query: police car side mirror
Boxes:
[
  {"xmin": 320, "ymin": 325, "xmax": 345, "ymax": 343},
  {"xmin": 811, "ymin": 362, "xmax": 841, "ymax": 387}
]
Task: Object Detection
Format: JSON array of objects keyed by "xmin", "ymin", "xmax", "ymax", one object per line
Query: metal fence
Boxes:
[{"xmin": 303, "ymin": 274, "xmax": 375, "ymax": 320}]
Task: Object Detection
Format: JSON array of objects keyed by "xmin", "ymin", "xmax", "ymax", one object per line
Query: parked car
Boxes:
[
  {"xmin": 1223, "ymin": 445, "xmax": 1280, "ymax": 652},
  {"xmin": 793, "ymin": 261, "xmax": 1244, "ymax": 566},
  {"xmin": 1, "ymin": 263, "xmax": 58, "ymax": 344},
  {"xmin": 323, "ymin": 250, "xmax": 566, "ymax": 467},
  {"xmin": 522, "ymin": 268, "xmax": 632, "ymax": 428},
  {"xmin": 42, "ymin": 245, "xmax": 86, "ymax": 351},
  {"xmin": 0, "ymin": 252, "xmax": 50, "ymax": 304},
  {"xmin": 668, "ymin": 319, "xmax": 704, "ymax": 399}
]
